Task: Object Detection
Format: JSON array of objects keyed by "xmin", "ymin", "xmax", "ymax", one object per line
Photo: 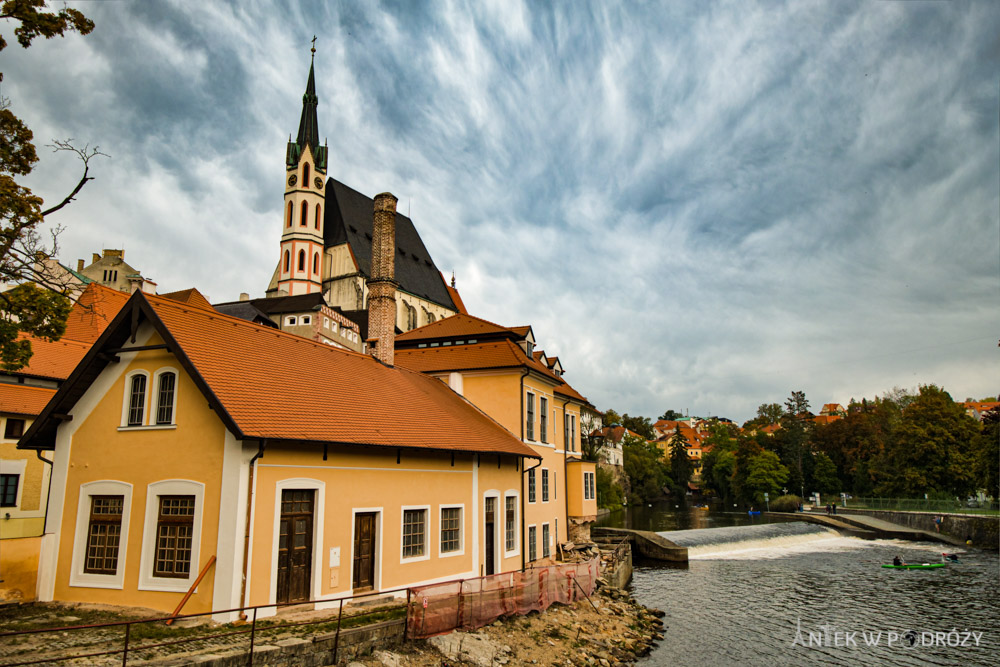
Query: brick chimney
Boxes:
[
  {"xmin": 366, "ymin": 192, "xmax": 398, "ymax": 366},
  {"xmin": 77, "ymin": 259, "xmax": 85, "ymax": 272},
  {"xmin": 92, "ymin": 253, "xmax": 101, "ymax": 264}
]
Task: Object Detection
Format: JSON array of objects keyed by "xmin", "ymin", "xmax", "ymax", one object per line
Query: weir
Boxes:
[{"xmin": 659, "ymin": 522, "xmax": 840, "ymax": 558}]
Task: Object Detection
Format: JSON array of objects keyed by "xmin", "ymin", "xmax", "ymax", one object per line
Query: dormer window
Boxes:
[{"xmin": 525, "ymin": 341, "xmax": 534, "ymax": 356}]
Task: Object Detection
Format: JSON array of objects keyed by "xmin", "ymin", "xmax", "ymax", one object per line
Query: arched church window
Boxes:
[
  {"xmin": 300, "ymin": 201, "xmax": 308, "ymax": 226},
  {"xmin": 283, "ymin": 250, "xmax": 290, "ymax": 273},
  {"xmin": 313, "ymin": 252, "xmax": 319, "ymax": 274},
  {"xmin": 315, "ymin": 204, "xmax": 322, "ymax": 229},
  {"xmin": 298, "ymin": 249, "xmax": 306, "ymax": 272},
  {"xmin": 303, "ymin": 162, "xmax": 310, "ymax": 186},
  {"xmin": 286, "ymin": 202, "xmax": 293, "ymax": 228}
]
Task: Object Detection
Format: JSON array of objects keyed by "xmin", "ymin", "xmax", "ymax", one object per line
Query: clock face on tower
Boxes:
[
  {"xmin": 287, "ymin": 174, "xmax": 298, "ymax": 186},
  {"xmin": 314, "ymin": 176, "xmax": 323, "ymax": 189}
]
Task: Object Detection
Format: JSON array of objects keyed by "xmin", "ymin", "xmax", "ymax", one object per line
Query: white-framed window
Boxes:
[
  {"xmin": 439, "ymin": 504, "xmax": 464, "ymax": 557},
  {"xmin": 120, "ymin": 368, "xmax": 179, "ymax": 429},
  {"xmin": 504, "ymin": 493, "xmax": 518, "ymax": 555},
  {"xmin": 542, "ymin": 522, "xmax": 551, "ymax": 558},
  {"xmin": 570, "ymin": 415, "xmax": 576, "ymax": 452},
  {"xmin": 153, "ymin": 368, "xmax": 177, "ymax": 426},
  {"xmin": 584, "ymin": 471, "xmax": 595, "ymax": 500},
  {"xmin": 323, "ymin": 317, "xmax": 330, "ymax": 329},
  {"xmin": 70, "ymin": 480, "xmax": 133, "ymax": 590},
  {"xmin": 401, "ymin": 505, "xmax": 430, "ymax": 562},
  {"xmin": 285, "ymin": 316, "xmax": 297, "ymax": 326},
  {"xmin": 137, "ymin": 480, "xmax": 205, "ymax": 592},
  {"xmin": 540, "ymin": 397, "xmax": 548, "ymax": 443},
  {"xmin": 553, "ymin": 471, "xmax": 557, "ymax": 500},
  {"xmin": 527, "ymin": 468, "xmax": 536, "ymax": 503},
  {"xmin": 541, "ymin": 469, "xmax": 549, "ymax": 503},
  {"xmin": 0, "ymin": 471, "xmax": 20, "ymax": 507},
  {"xmin": 528, "ymin": 524, "xmax": 537, "ymax": 561},
  {"xmin": 122, "ymin": 370, "xmax": 149, "ymax": 427},
  {"xmin": 301, "ymin": 315, "xmax": 312, "ymax": 325},
  {"xmin": 525, "ymin": 392, "xmax": 535, "ymax": 441}
]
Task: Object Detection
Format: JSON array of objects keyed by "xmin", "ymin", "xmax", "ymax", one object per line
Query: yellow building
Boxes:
[
  {"xmin": 394, "ymin": 313, "xmax": 598, "ymax": 565},
  {"xmin": 0, "ymin": 283, "xmax": 130, "ymax": 601},
  {"xmin": 20, "ymin": 289, "xmax": 536, "ymax": 619}
]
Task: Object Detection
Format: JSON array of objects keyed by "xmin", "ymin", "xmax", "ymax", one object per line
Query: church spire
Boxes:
[{"xmin": 287, "ymin": 39, "xmax": 327, "ymax": 172}]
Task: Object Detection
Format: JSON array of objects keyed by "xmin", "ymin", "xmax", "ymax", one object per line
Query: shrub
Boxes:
[{"xmin": 769, "ymin": 494, "xmax": 801, "ymax": 513}]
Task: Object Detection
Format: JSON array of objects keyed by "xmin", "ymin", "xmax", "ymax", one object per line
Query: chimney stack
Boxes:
[
  {"xmin": 366, "ymin": 192, "xmax": 398, "ymax": 366},
  {"xmin": 77, "ymin": 259, "xmax": 85, "ymax": 272},
  {"xmin": 239, "ymin": 292, "xmax": 250, "ymax": 302},
  {"xmin": 92, "ymin": 253, "xmax": 101, "ymax": 264}
]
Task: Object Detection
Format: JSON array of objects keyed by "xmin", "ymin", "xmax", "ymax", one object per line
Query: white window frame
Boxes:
[
  {"xmin": 152, "ymin": 367, "xmax": 179, "ymax": 426},
  {"xmin": 528, "ymin": 524, "xmax": 537, "ymax": 562},
  {"xmin": 0, "ymin": 459, "xmax": 26, "ymax": 510},
  {"xmin": 137, "ymin": 479, "xmax": 205, "ymax": 593},
  {"xmin": 69, "ymin": 480, "xmax": 133, "ymax": 590},
  {"xmin": 584, "ymin": 471, "xmax": 595, "ymax": 500},
  {"xmin": 301, "ymin": 315, "xmax": 312, "ymax": 325},
  {"xmin": 542, "ymin": 522, "xmax": 551, "ymax": 558},
  {"xmin": 285, "ymin": 316, "xmax": 297, "ymax": 326},
  {"xmin": 503, "ymin": 492, "xmax": 519, "ymax": 558},
  {"xmin": 527, "ymin": 468, "xmax": 536, "ymax": 504},
  {"xmin": 438, "ymin": 504, "xmax": 465, "ymax": 558},
  {"xmin": 400, "ymin": 504, "xmax": 431, "ymax": 563},
  {"xmin": 525, "ymin": 392, "xmax": 535, "ymax": 441},
  {"xmin": 541, "ymin": 468, "xmax": 549, "ymax": 503},
  {"xmin": 120, "ymin": 370, "xmax": 149, "ymax": 427}
]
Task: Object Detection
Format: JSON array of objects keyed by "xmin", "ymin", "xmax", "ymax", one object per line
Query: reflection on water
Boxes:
[
  {"xmin": 596, "ymin": 500, "xmax": 799, "ymax": 533},
  {"xmin": 602, "ymin": 505, "xmax": 1000, "ymax": 666}
]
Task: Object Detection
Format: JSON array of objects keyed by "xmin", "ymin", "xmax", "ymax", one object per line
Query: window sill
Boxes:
[
  {"xmin": 438, "ymin": 549, "xmax": 465, "ymax": 559},
  {"xmin": 117, "ymin": 425, "xmax": 177, "ymax": 432}
]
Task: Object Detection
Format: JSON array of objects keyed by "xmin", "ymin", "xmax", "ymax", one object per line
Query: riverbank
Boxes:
[{"xmin": 354, "ymin": 579, "xmax": 665, "ymax": 666}]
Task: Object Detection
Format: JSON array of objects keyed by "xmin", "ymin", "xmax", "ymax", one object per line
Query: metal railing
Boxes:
[
  {"xmin": 0, "ymin": 586, "xmax": 410, "ymax": 666},
  {"xmin": 845, "ymin": 497, "xmax": 999, "ymax": 514}
]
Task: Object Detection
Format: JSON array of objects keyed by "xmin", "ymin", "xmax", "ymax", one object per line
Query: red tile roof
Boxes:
[
  {"xmin": 0, "ymin": 383, "xmax": 56, "ymax": 416},
  {"xmin": 14, "ymin": 335, "xmax": 93, "ymax": 380},
  {"xmin": 61, "ymin": 292, "xmax": 536, "ymax": 457},
  {"xmin": 160, "ymin": 288, "xmax": 214, "ymax": 310},
  {"xmin": 61, "ymin": 283, "xmax": 131, "ymax": 344},
  {"xmin": 395, "ymin": 312, "xmax": 514, "ymax": 342},
  {"xmin": 443, "ymin": 278, "xmax": 468, "ymax": 315}
]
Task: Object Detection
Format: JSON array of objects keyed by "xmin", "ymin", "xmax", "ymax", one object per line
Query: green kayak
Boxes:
[{"xmin": 882, "ymin": 563, "xmax": 947, "ymax": 569}]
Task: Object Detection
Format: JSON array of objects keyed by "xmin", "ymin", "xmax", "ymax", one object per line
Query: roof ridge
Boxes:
[{"xmin": 147, "ymin": 292, "xmax": 370, "ymax": 360}]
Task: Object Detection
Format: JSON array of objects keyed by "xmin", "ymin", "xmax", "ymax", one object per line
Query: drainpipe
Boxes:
[
  {"xmin": 239, "ymin": 439, "xmax": 266, "ymax": 620},
  {"xmin": 35, "ymin": 450, "xmax": 53, "ymax": 534}
]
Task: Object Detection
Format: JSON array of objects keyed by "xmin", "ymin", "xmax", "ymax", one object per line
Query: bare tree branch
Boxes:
[{"xmin": 40, "ymin": 139, "xmax": 108, "ymax": 217}]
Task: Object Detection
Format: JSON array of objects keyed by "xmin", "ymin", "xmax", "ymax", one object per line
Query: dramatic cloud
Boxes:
[{"xmin": 5, "ymin": 1, "xmax": 998, "ymax": 422}]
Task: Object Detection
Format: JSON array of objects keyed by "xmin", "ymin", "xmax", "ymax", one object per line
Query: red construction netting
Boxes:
[{"xmin": 406, "ymin": 557, "xmax": 600, "ymax": 639}]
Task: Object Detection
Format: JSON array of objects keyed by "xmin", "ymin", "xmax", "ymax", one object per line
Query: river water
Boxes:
[{"xmin": 597, "ymin": 503, "xmax": 1000, "ymax": 666}]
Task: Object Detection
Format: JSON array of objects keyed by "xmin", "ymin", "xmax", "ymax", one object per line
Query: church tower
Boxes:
[{"xmin": 276, "ymin": 45, "xmax": 328, "ymax": 296}]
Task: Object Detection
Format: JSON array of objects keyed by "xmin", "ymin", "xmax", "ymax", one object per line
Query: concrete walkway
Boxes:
[{"xmin": 788, "ymin": 510, "xmax": 966, "ymax": 546}]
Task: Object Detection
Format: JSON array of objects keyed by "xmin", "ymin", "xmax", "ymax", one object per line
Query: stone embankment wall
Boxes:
[
  {"xmin": 592, "ymin": 527, "xmax": 688, "ymax": 562},
  {"xmin": 839, "ymin": 508, "xmax": 998, "ymax": 549}
]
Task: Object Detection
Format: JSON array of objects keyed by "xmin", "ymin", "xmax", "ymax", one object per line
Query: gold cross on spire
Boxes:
[{"xmin": 311, "ymin": 35, "xmax": 317, "ymax": 55}]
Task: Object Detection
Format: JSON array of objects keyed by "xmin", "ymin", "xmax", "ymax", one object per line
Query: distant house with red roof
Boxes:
[{"xmin": 961, "ymin": 400, "xmax": 1000, "ymax": 422}]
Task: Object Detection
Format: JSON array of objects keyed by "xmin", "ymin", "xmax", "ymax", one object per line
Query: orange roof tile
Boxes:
[
  {"xmin": 160, "ymin": 288, "xmax": 214, "ymax": 310},
  {"xmin": 396, "ymin": 339, "xmax": 546, "ymax": 374},
  {"xmin": 61, "ymin": 283, "xmax": 130, "ymax": 344},
  {"xmin": 444, "ymin": 280, "xmax": 468, "ymax": 315},
  {"xmin": 0, "ymin": 383, "xmax": 56, "ymax": 416},
  {"xmin": 25, "ymin": 292, "xmax": 536, "ymax": 458},
  {"xmin": 395, "ymin": 312, "xmax": 514, "ymax": 342},
  {"xmin": 14, "ymin": 335, "xmax": 92, "ymax": 380}
]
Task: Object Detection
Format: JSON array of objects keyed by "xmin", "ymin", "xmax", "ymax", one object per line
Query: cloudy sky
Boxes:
[{"xmin": 5, "ymin": 1, "xmax": 998, "ymax": 423}]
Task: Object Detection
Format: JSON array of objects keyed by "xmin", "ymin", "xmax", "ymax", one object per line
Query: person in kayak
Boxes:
[
  {"xmin": 893, "ymin": 555, "xmax": 903, "ymax": 566},
  {"xmin": 942, "ymin": 553, "xmax": 959, "ymax": 562}
]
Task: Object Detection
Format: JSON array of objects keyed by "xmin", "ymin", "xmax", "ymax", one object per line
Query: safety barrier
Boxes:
[{"xmin": 406, "ymin": 557, "xmax": 599, "ymax": 639}]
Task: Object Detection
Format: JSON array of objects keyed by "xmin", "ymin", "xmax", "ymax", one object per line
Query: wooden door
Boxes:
[
  {"xmin": 276, "ymin": 489, "xmax": 314, "ymax": 604},
  {"xmin": 353, "ymin": 512, "xmax": 376, "ymax": 591},
  {"xmin": 484, "ymin": 497, "xmax": 496, "ymax": 576}
]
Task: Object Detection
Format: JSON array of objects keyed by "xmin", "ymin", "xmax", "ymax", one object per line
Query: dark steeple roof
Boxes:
[
  {"xmin": 324, "ymin": 178, "xmax": 457, "ymax": 311},
  {"xmin": 287, "ymin": 51, "xmax": 327, "ymax": 171}
]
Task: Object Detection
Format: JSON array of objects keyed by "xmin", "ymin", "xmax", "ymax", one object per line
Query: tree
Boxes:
[
  {"xmin": 873, "ymin": 385, "xmax": 978, "ymax": 498},
  {"xmin": 602, "ymin": 408, "xmax": 621, "ymax": 427},
  {"xmin": 622, "ymin": 433, "xmax": 670, "ymax": 504},
  {"xmin": 595, "ymin": 466, "xmax": 624, "ymax": 511},
  {"xmin": 699, "ymin": 422, "xmax": 738, "ymax": 501},
  {"xmin": 778, "ymin": 391, "xmax": 812, "ymax": 497},
  {"xmin": 659, "ymin": 409, "xmax": 683, "ymax": 421},
  {"xmin": 974, "ymin": 408, "xmax": 999, "ymax": 500},
  {"xmin": 812, "ymin": 451, "xmax": 840, "ymax": 495},
  {"xmin": 668, "ymin": 429, "xmax": 693, "ymax": 494},
  {"xmin": 757, "ymin": 402, "xmax": 784, "ymax": 425},
  {"xmin": 1, "ymin": 1, "xmax": 100, "ymax": 370},
  {"xmin": 743, "ymin": 451, "xmax": 789, "ymax": 506},
  {"xmin": 621, "ymin": 413, "xmax": 655, "ymax": 440}
]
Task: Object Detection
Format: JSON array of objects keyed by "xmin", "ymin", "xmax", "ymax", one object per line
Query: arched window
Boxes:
[
  {"xmin": 298, "ymin": 249, "xmax": 306, "ymax": 272},
  {"xmin": 126, "ymin": 372, "xmax": 148, "ymax": 426},
  {"xmin": 155, "ymin": 371, "xmax": 176, "ymax": 425},
  {"xmin": 286, "ymin": 201, "xmax": 293, "ymax": 227},
  {"xmin": 303, "ymin": 162, "xmax": 310, "ymax": 186},
  {"xmin": 313, "ymin": 252, "xmax": 319, "ymax": 274},
  {"xmin": 283, "ymin": 250, "xmax": 290, "ymax": 273},
  {"xmin": 300, "ymin": 201, "xmax": 308, "ymax": 226},
  {"xmin": 315, "ymin": 203, "xmax": 322, "ymax": 229}
]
